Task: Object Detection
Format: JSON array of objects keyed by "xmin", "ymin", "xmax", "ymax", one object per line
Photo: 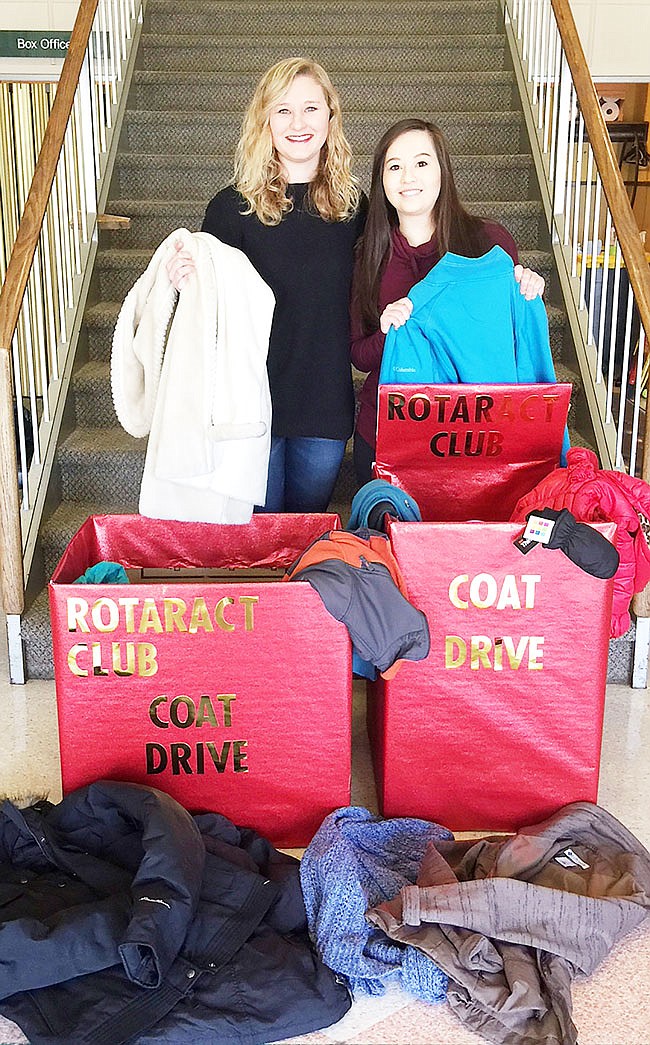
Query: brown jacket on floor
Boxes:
[{"xmin": 366, "ymin": 802, "xmax": 650, "ymax": 1045}]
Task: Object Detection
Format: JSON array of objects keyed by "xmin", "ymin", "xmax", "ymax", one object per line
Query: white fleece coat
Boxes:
[{"xmin": 111, "ymin": 229, "xmax": 275, "ymax": 523}]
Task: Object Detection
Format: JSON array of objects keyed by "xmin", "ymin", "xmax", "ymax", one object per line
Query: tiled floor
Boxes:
[{"xmin": 1, "ymin": 636, "xmax": 650, "ymax": 1044}]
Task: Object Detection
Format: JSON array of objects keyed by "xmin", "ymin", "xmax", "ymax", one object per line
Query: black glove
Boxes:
[
  {"xmin": 527, "ymin": 507, "xmax": 619, "ymax": 579},
  {"xmin": 366, "ymin": 499, "xmax": 399, "ymax": 533}
]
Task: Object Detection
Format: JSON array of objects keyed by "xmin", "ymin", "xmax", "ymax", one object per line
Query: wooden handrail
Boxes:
[
  {"xmin": 551, "ymin": 0, "xmax": 650, "ymax": 465},
  {"xmin": 551, "ymin": 0, "xmax": 650, "ymax": 619},
  {"xmin": 0, "ymin": 0, "xmax": 98, "ymax": 618},
  {"xmin": 0, "ymin": 0, "xmax": 99, "ymax": 354}
]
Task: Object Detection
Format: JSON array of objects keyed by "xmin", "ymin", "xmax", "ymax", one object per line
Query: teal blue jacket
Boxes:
[
  {"xmin": 379, "ymin": 246, "xmax": 568, "ymax": 461},
  {"xmin": 379, "ymin": 246, "xmax": 556, "ymax": 386}
]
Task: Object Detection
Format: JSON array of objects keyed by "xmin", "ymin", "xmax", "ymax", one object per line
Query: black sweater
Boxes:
[{"xmin": 202, "ymin": 184, "xmax": 367, "ymax": 440}]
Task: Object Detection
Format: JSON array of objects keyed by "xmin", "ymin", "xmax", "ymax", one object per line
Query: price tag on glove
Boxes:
[
  {"xmin": 513, "ymin": 513, "xmax": 556, "ymax": 554},
  {"xmin": 523, "ymin": 514, "xmax": 556, "ymax": 544}
]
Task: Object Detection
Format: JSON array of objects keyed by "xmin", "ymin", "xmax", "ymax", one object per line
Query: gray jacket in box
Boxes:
[{"xmin": 366, "ymin": 802, "xmax": 650, "ymax": 1045}]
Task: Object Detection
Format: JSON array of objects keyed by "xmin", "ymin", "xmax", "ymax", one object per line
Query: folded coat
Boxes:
[
  {"xmin": 284, "ymin": 528, "xmax": 430, "ymax": 679},
  {"xmin": 0, "ymin": 781, "xmax": 350, "ymax": 1044},
  {"xmin": 299, "ymin": 805, "xmax": 452, "ymax": 1001},
  {"xmin": 367, "ymin": 801, "xmax": 650, "ymax": 1045},
  {"xmin": 379, "ymin": 247, "xmax": 555, "ymax": 387}
]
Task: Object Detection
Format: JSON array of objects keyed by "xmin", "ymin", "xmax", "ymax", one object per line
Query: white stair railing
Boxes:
[
  {"xmin": 503, "ymin": 0, "xmax": 650, "ymax": 684},
  {"xmin": 504, "ymin": 0, "xmax": 650, "ymax": 475},
  {"xmin": 0, "ymin": 0, "xmax": 145, "ymax": 682}
]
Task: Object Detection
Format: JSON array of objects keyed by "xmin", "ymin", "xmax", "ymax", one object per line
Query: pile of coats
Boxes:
[
  {"xmin": 301, "ymin": 802, "xmax": 650, "ymax": 1045},
  {"xmin": 2, "ymin": 782, "xmax": 649, "ymax": 1045}
]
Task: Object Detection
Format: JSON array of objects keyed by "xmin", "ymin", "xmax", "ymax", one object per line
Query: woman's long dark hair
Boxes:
[{"xmin": 354, "ymin": 119, "xmax": 491, "ymax": 332}]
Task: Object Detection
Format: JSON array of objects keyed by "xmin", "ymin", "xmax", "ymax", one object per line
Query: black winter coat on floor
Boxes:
[{"xmin": 0, "ymin": 780, "xmax": 351, "ymax": 1044}]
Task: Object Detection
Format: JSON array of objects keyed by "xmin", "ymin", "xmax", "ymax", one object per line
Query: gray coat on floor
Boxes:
[{"xmin": 366, "ymin": 802, "xmax": 650, "ymax": 1045}]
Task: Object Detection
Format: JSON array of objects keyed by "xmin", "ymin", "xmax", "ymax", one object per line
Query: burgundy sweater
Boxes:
[{"xmin": 350, "ymin": 222, "xmax": 519, "ymax": 447}]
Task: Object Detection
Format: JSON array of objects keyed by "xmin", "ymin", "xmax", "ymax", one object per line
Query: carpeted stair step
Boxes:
[
  {"xmin": 471, "ymin": 201, "xmax": 547, "ymax": 251},
  {"xmin": 132, "ymin": 70, "xmax": 518, "ymax": 115},
  {"xmin": 556, "ymin": 362, "xmax": 585, "ymax": 424},
  {"xmin": 101, "ymin": 197, "xmax": 546, "ymax": 253},
  {"xmin": 113, "ymin": 152, "xmax": 536, "ymax": 207},
  {"xmin": 95, "ymin": 249, "xmax": 152, "ymax": 302},
  {"xmin": 143, "ymin": 0, "xmax": 505, "ymax": 37},
  {"xmin": 72, "ymin": 360, "xmax": 120, "ymax": 427},
  {"xmin": 607, "ymin": 625, "xmax": 636, "ymax": 683},
  {"xmin": 21, "ymin": 589, "xmax": 55, "ymax": 681},
  {"xmin": 95, "ymin": 237, "xmax": 552, "ymax": 313},
  {"xmin": 546, "ymin": 305, "xmax": 572, "ymax": 364},
  {"xmin": 139, "ymin": 34, "xmax": 510, "ymax": 74},
  {"xmin": 515, "ymin": 249, "xmax": 554, "ymax": 287},
  {"xmin": 86, "ymin": 294, "xmax": 566, "ymax": 371},
  {"xmin": 57, "ymin": 427, "xmax": 145, "ymax": 505},
  {"xmin": 123, "ymin": 109, "xmax": 526, "ymax": 160},
  {"xmin": 40, "ymin": 501, "xmax": 130, "ymax": 579},
  {"xmin": 85, "ymin": 292, "xmax": 564, "ymax": 374},
  {"xmin": 85, "ymin": 270, "xmax": 563, "ymax": 373},
  {"xmin": 99, "ymin": 200, "xmax": 205, "ymax": 250},
  {"xmin": 84, "ymin": 301, "xmax": 124, "ymax": 362},
  {"xmin": 74, "ymin": 330, "xmax": 578, "ymax": 434}
]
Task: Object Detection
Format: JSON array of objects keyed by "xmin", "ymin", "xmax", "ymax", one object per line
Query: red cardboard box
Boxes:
[
  {"xmin": 374, "ymin": 383, "xmax": 571, "ymax": 520},
  {"xmin": 49, "ymin": 514, "xmax": 352, "ymax": 847},
  {"xmin": 368, "ymin": 520, "xmax": 615, "ymax": 831}
]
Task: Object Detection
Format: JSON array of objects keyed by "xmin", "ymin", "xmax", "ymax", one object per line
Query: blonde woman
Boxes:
[{"xmin": 168, "ymin": 58, "xmax": 367, "ymax": 512}]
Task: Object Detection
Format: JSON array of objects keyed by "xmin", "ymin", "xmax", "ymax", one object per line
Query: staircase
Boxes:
[{"xmin": 18, "ymin": 0, "xmax": 633, "ymax": 682}]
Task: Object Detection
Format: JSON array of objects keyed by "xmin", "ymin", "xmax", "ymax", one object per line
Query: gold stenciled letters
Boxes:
[
  {"xmin": 444, "ymin": 573, "xmax": 545, "ymax": 671},
  {"xmin": 66, "ymin": 593, "xmax": 259, "ymax": 635}
]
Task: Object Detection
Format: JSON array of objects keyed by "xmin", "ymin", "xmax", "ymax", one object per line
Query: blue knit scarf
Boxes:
[{"xmin": 300, "ymin": 806, "xmax": 452, "ymax": 1001}]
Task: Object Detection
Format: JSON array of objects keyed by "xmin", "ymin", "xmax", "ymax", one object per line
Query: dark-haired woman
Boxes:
[{"xmin": 350, "ymin": 119, "xmax": 545, "ymax": 485}]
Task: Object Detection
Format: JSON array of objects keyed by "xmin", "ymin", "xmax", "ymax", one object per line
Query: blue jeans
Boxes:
[{"xmin": 258, "ymin": 436, "xmax": 346, "ymax": 513}]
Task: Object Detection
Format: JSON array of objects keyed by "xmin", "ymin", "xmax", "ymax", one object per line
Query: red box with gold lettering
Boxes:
[
  {"xmin": 374, "ymin": 383, "xmax": 571, "ymax": 520},
  {"xmin": 367, "ymin": 520, "xmax": 615, "ymax": 831},
  {"xmin": 49, "ymin": 513, "xmax": 352, "ymax": 847}
]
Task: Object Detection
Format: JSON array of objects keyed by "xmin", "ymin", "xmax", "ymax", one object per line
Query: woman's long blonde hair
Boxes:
[{"xmin": 234, "ymin": 57, "xmax": 359, "ymax": 225}]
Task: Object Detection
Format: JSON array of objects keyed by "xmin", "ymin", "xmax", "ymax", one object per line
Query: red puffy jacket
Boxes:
[{"xmin": 511, "ymin": 447, "xmax": 650, "ymax": 637}]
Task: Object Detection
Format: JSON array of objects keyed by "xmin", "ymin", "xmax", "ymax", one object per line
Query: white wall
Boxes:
[
  {"xmin": 0, "ymin": 1, "xmax": 79, "ymax": 30},
  {"xmin": 0, "ymin": 0, "xmax": 79, "ymax": 78},
  {"xmin": 2, "ymin": 1, "xmax": 649, "ymax": 84},
  {"xmin": 569, "ymin": 0, "xmax": 650, "ymax": 81}
]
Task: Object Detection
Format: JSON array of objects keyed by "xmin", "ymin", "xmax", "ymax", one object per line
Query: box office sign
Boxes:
[
  {"xmin": 49, "ymin": 514, "xmax": 352, "ymax": 847},
  {"xmin": 0, "ymin": 31, "xmax": 70, "ymax": 57},
  {"xmin": 375, "ymin": 383, "xmax": 571, "ymax": 521},
  {"xmin": 368, "ymin": 521, "xmax": 615, "ymax": 831}
]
